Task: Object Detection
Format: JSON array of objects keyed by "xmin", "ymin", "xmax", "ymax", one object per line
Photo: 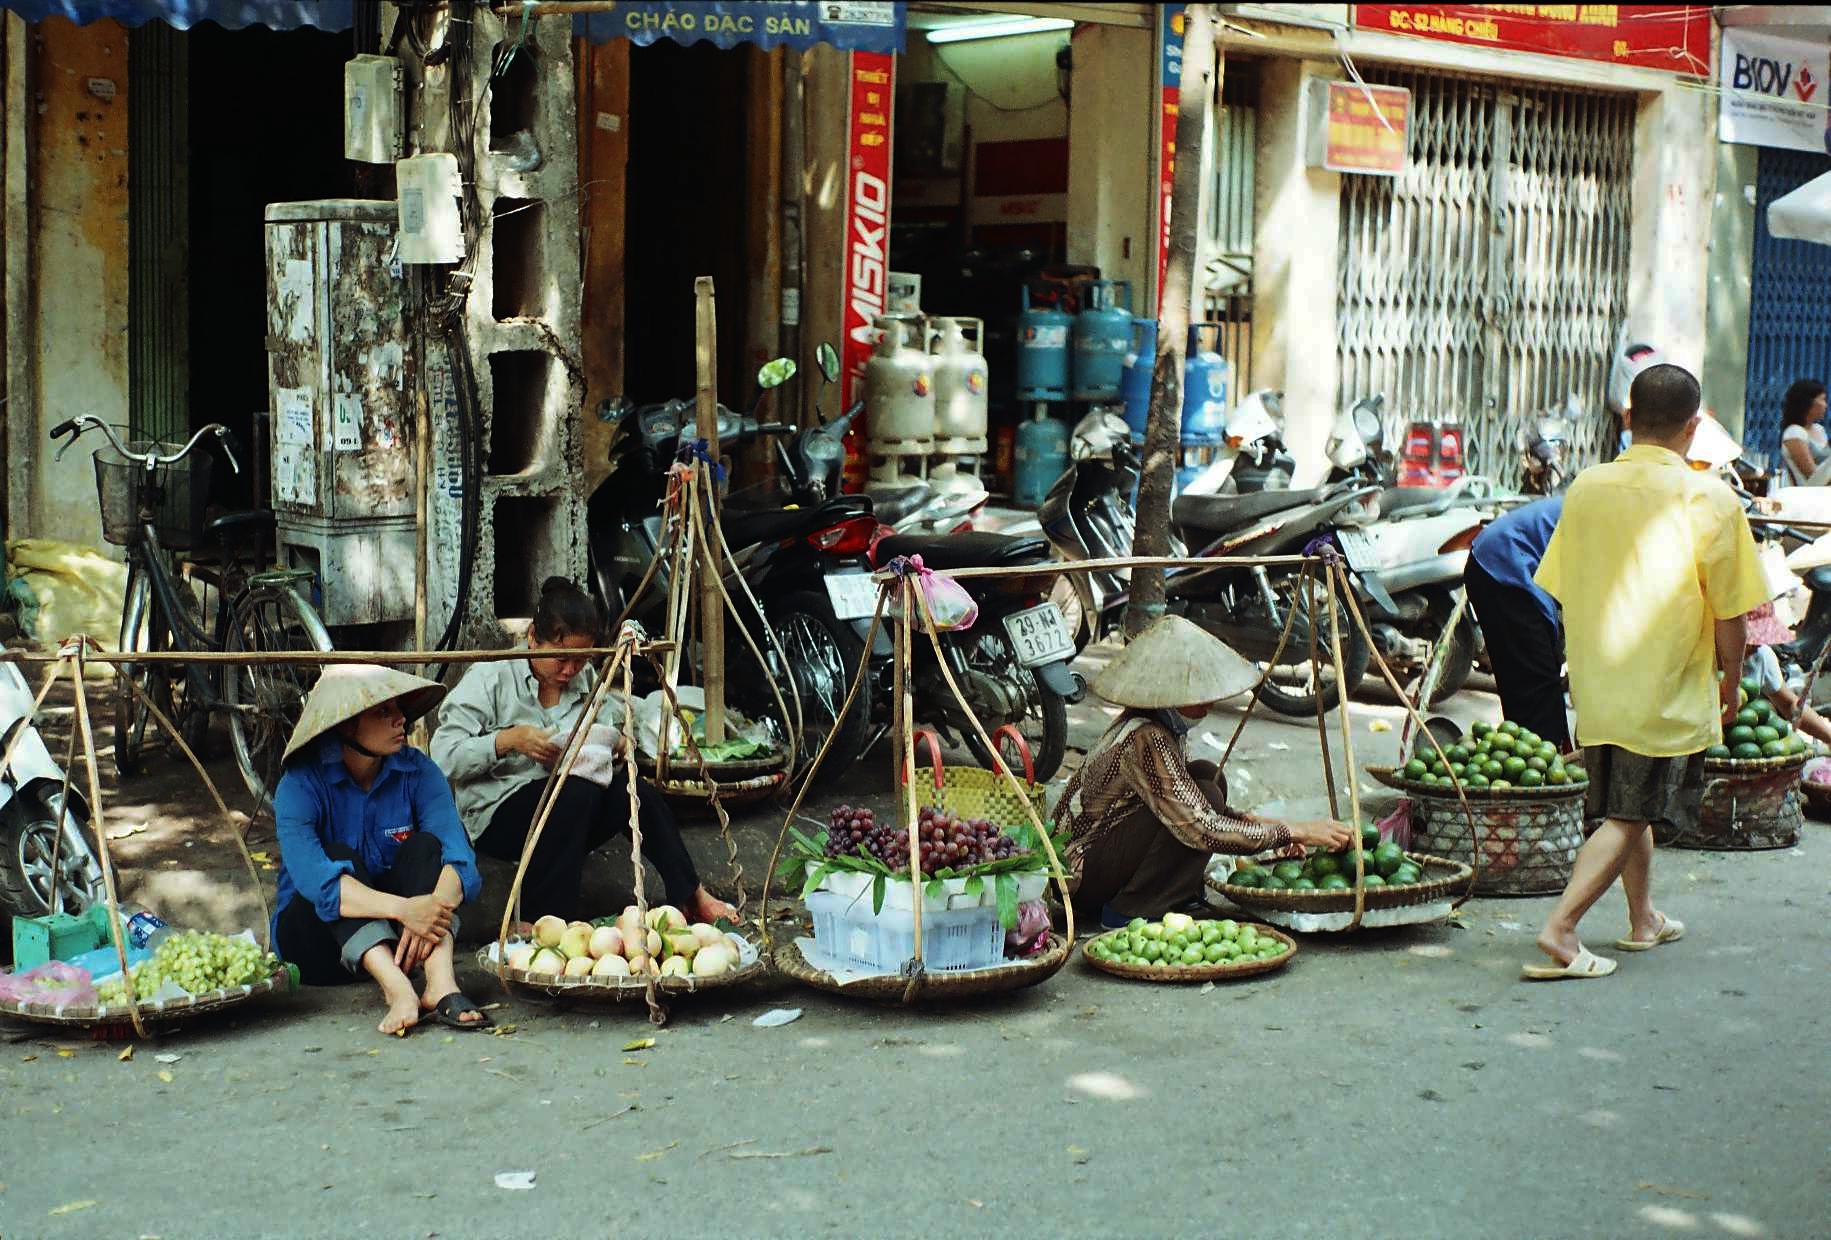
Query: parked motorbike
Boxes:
[
  {"xmin": 1, "ymin": 648, "xmax": 105, "ymax": 959},
  {"xmin": 1518, "ymin": 396, "xmax": 1580, "ymax": 495}
]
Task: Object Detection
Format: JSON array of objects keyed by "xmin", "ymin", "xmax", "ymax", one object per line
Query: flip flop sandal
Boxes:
[
  {"xmin": 428, "ymin": 992, "xmax": 493, "ymax": 1030},
  {"xmin": 1520, "ymin": 946, "xmax": 1618, "ymax": 981},
  {"xmin": 1614, "ymin": 917, "xmax": 1685, "ymax": 952}
]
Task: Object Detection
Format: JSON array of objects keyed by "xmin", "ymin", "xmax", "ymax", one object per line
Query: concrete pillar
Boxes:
[
  {"xmin": 1704, "ymin": 142, "xmax": 1758, "ymax": 442},
  {"xmin": 1250, "ymin": 57, "xmax": 1340, "ymax": 486},
  {"xmin": 1066, "ymin": 24, "xmax": 1153, "ymax": 297},
  {"xmin": 1626, "ymin": 83, "xmax": 1717, "ymax": 378}
]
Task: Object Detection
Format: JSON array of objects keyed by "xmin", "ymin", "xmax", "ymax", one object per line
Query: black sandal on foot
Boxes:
[{"xmin": 428, "ymin": 993, "xmax": 493, "ymax": 1031}]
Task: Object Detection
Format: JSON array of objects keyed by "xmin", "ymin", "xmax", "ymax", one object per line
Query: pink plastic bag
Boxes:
[
  {"xmin": 888, "ymin": 555, "xmax": 978, "ymax": 631},
  {"xmin": 0, "ymin": 961, "xmax": 97, "ymax": 1008}
]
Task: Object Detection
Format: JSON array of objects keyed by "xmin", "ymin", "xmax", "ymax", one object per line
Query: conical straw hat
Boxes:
[
  {"xmin": 282, "ymin": 664, "xmax": 448, "ymax": 764},
  {"xmin": 1090, "ymin": 615, "xmax": 1260, "ymax": 709}
]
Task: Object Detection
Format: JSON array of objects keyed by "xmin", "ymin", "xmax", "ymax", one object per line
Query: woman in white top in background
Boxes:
[{"xmin": 1779, "ymin": 378, "xmax": 1828, "ymax": 486}]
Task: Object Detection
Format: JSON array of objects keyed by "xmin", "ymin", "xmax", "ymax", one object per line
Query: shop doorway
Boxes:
[
  {"xmin": 1744, "ymin": 146, "xmax": 1831, "ymax": 465},
  {"xmin": 624, "ymin": 41, "xmax": 755, "ymax": 408},
  {"xmin": 128, "ymin": 21, "xmax": 351, "ymax": 511}
]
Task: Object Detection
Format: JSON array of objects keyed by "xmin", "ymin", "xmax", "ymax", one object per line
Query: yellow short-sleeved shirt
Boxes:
[{"xmin": 1534, "ymin": 444, "xmax": 1769, "ymax": 757}]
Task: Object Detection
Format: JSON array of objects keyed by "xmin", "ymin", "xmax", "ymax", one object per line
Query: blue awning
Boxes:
[
  {"xmin": 0, "ymin": 0, "xmax": 351, "ymax": 32},
  {"xmin": 575, "ymin": 1, "xmax": 904, "ymax": 54}
]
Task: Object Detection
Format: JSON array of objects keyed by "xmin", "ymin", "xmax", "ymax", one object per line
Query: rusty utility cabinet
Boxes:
[{"xmin": 264, "ymin": 199, "xmax": 416, "ymax": 626}]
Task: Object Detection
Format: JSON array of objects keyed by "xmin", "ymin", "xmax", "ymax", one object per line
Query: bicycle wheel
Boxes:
[
  {"xmin": 223, "ymin": 583, "xmax": 332, "ymax": 808},
  {"xmin": 114, "ymin": 567, "xmax": 159, "ymax": 776}
]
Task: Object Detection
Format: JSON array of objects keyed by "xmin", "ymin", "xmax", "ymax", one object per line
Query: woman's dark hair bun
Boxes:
[
  {"xmin": 532, "ymin": 576, "xmax": 602, "ymax": 641},
  {"xmin": 540, "ymin": 576, "xmax": 574, "ymax": 596}
]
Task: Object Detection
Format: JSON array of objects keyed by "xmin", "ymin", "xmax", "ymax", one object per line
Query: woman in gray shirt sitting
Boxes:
[{"xmin": 430, "ymin": 578, "xmax": 737, "ymax": 924}]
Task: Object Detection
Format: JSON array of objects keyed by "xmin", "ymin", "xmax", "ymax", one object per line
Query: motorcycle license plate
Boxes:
[
  {"xmin": 1003, "ymin": 602, "xmax": 1076, "ymax": 668},
  {"xmin": 1334, "ymin": 528, "xmax": 1383, "ymax": 572},
  {"xmin": 824, "ymin": 571, "xmax": 881, "ymax": 621}
]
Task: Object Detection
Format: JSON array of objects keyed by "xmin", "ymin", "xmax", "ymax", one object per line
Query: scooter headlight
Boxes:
[{"xmin": 803, "ymin": 434, "xmax": 843, "ymax": 464}]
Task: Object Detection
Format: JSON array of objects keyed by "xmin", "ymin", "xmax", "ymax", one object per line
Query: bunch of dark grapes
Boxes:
[{"xmin": 825, "ymin": 804, "xmax": 1018, "ymax": 875}]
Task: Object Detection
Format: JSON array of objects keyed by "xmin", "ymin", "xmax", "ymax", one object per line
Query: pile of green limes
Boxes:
[
  {"xmin": 1399, "ymin": 719, "xmax": 1585, "ymax": 791},
  {"xmin": 1708, "ymin": 677, "xmax": 1809, "ymax": 761},
  {"xmin": 1087, "ymin": 913, "xmax": 1289, "ymax": 969},
  {"xmin": 1228, "ymin": 824, "xmax": 1424, "ymax": 891}
]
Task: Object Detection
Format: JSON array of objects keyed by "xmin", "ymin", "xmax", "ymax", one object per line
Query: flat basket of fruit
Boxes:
[
  {"xmin": 0, "ymin": 930, "xmax": 293, "ymax": 1031},
  {"xmin": 1081, "ymin": 915, "xmax": 1294, "ymax": 983},
  {"xmin": 479, "ymin": 905, "xmax": 765, "ymax": 999},
  {"xmin": 771, "ymin": 931, "xmax": 1071, "ymax": 1003},
  {"xmin": 1800, "ymin": 758, "xmax": 1831, "ymax": 818},
  {"xmin": 1209, "ymin": 828, "xmax": 1470, "ymax": 915},
  {"xmin": 1371, "ymin": 721, "xmax": 1588, "ymax": 799}
]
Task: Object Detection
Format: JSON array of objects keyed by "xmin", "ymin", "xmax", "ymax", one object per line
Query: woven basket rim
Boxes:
[
  {"xmin": 476, "ymin": 947, "xmax": 769, "ymax": 999},
  {"xmin": 1207, "ymin": 851, "xmax": 1471, "ymax": 913},
  {"xmin": 1703, "ymin": 751, "xmax": 1810, "ymax": 776},
  {"xmin": 1080, "ymin": 924, "xmax": 1295, "ymax": 983},
  {"xmin": 1366, "ymin": 764, "xmax": 1588, "ymax": 802},
  {"xmin": 771, "ymin": 932, "xmax": 1070, "ymax": 1002},
  {"xmin": 0, "ymin": 966, "xmax": 289, "ymax": 1029}
]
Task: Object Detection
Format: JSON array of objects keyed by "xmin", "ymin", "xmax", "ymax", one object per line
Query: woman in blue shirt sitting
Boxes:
[{"xmin": 272, "ymin": 665, "xmax": 488, "ymax": 1035}]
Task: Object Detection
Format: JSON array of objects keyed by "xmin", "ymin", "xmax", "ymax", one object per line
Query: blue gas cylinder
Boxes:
[
  {"xmin": 1015, "ymin": 286, "xmax": 1072, "ymax": 401},
  {"xmin": 1013, "ymin": 411, "xmax": 1070, "ymax": 509},
  {"xmin": 1181, "ymin": 323, "xmax": 1231, "ymax": 444},
  {"xmin": 1119, "ymin": 317, "xmax": 1156, "ymax": 444},
  {"xmin": 1072, "ymin": 280, "xmax": 1133, "ymax": 402}
]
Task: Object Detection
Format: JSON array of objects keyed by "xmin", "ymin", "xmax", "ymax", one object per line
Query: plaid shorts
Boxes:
[{"xmin": 1582, "ymin": 745, "xmax": 1705, "ymax": 827}]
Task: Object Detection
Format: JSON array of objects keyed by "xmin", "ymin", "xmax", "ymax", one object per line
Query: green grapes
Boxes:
[{"xmin": 94, "ymin": 932, "xmax": 278, "ymax": 1006}]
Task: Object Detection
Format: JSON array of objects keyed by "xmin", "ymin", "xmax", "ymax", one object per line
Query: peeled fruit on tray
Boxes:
[
  {"xmin": 528, "ymin": 947, "xmax": 567, "ymax": 975},
  {"xmin": 1089, "ymin": 917, "xmax": 1289, "ymax": 970},
  {"xmin": 592, "ymin": 954, "xmax": 632, "ymax": 978},
  {"xmin": 533, "ymin": 915, "xmax": 567, "ymax": 949},
  {"xmin": 504, "ymin": 943, "xmax": 537, "ymax": 972},
  {"xmin": 662, "ymin": 931, "xmax": 699, "ymax": 960},
  {"xmin": 692, "ymin": 943, "xmax": 735, "ymax": 977},
  {"xmin": 645, "ymin": 905, "xmax": 688, "ymax": 933},
  {"xmin": 558, "ymin": 924, "xmax": 595, "ymax": 960},
  {"xmin": 690, "ymin": 922, "xmax": 725, "ymax": 950},
  {"xmin": 563, "ymin": 955, "xmax": 596, "ymax": 978},
  {"xmin": 588, "ymin": 925, "xmax": 624, "ymax": 959},
  {"xmin": 659, "ymin": 955, "xmax": 692, "ymax": 978}
]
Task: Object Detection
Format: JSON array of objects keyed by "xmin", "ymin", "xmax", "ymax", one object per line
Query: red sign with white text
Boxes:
[
  {"xmin": 1353, "ymin": 5, "xmax": 1712, "ymax": 76},
  {"xmin": 842, "ymin": 51, "xmax": 895, "ymax": 410},
  {"xmin": 1156, "ymin": 4, "xmax": 1185, "ymax": 315}
]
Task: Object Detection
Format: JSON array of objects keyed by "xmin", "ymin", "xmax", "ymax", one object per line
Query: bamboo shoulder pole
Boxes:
[{"xmin": 693, "ymin": 276, "xmax": 727, "ymax": 746}]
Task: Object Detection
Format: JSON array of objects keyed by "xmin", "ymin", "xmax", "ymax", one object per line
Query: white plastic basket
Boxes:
[{"xmin": 806, "ymin": 890, "xmax": 1006, "ymax": 974}]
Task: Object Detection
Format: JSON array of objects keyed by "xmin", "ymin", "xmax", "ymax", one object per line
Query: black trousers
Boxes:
[
  {"xmin": 475, "ymin": 773, "xmax": 701, "ymax": 921},
  {"xmin": 276, "ymin": 833, "xmax": 449, "ymax": 987},
  {"xmin": 1463, "ymin": 558, "xmax": 1571, "ymax": 750}
]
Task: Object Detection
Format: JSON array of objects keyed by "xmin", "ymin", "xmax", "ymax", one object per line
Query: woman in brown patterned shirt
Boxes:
[{"xmin": 1058, "ymin": 617, "xmax": 1352, "ymax": 927}]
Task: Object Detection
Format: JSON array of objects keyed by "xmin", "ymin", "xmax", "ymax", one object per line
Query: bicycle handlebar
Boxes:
[{"xmin": 51, "ymin": 415, "xmax": 241, "ymax": 475}]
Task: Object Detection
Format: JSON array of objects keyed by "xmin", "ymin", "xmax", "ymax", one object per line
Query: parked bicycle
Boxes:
[{"xmin": 52, "ymin": 416, "xmax": 333, "ymax": 807}]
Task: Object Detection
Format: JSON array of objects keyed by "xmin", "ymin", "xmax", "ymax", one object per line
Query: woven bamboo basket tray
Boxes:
[
  {"xmin": 1368, "ymin": 766, "xmax": 1582, "ymax": 895},
  {"xmin": 1080, "ymin": 924, "xmax": 1295, "ymax": 983},
  {"xmin": 639, "ymin": 753, "xmax": 790, "ymax": 806},
  {"xmin": 1206, "ymin": 852, "xmax": 1470, "ymax": 914},
  {"xmin": 771, "ymin": 931, "xmax": 1069, "ymax": 1003},
  {"xmin": 0, "ymin": 966, "xmax": 292, "ymax": 1032},
  {"xmin": 476, "ymin": 940, "xmax": 768, "ymax": 1001},
  {"xmin": 1655, "ymin": 753, "xmax": 1806, "ymax": 851}
]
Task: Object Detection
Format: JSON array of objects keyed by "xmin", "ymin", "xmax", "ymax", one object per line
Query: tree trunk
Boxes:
[{"xmin": 1126, "ymin": 4, "xmax": 1218, "ymax": 639}]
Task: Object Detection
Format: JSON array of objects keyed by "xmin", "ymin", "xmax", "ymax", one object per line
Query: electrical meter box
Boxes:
[
  {"xmin": 264, "ymin": 199, "xmax": 415, "ymax": 627},
  {"xmin": 344, "ymin": 54, "xmax": 404, "ymax": 163}
]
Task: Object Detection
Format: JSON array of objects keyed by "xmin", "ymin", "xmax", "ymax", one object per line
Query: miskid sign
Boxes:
[
  {"xmin": 1719, "ymin": 28, "xmax": 1830, "ymax": 154},
  {"xmin": 841, "ymin": 51, "xmax": 895, "ymax": 408}
]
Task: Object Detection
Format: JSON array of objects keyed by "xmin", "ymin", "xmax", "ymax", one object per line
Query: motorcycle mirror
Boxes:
[
  {"xmin": 816, "ymin": 342, "xmax": 841, "ymax": 383},
  {"xmin": 599, "ymin": 396, "xmax": 633, "ymax": 422},
  {"xmin": 757, "ymin": 357, "xmax": 797, "ymax": 391}
]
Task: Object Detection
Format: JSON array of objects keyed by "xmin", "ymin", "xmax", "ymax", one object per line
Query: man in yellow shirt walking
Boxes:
[{"xmin": 1525, "ymin": 363, "xmax": 1769, "ymax": 979}]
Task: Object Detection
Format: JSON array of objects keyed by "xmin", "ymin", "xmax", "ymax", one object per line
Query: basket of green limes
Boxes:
[
  {"xmin": 1704, "ymin": 676, "xmax": 1812, "ymax": 768},
  {"xmin": 1208, "ymin": 823, "xmax": 1471, "ymax": 914},
  {"xmin": 1372, "ymin": 720, "xmax": 1587, "ymax": 798}
]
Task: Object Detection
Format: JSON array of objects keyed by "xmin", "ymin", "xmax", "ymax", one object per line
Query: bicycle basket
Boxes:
[{"xmin": 93, "ymin": 441, "xmax": 213, "ymax": 549}]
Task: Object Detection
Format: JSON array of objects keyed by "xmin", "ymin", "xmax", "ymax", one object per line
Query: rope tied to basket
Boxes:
[{"xmin": 674, "ymin": 438, "xmax": 727, "ymax": 483}]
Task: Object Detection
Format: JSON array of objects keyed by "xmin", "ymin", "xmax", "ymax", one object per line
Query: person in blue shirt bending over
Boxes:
[
  {"xmin": 1463, "ymin": 497, "xmax": 1570, "ymax": 752},
  {"xmin": 271, "ymin": 665, "xmax": 489, "ymax": 1036}
]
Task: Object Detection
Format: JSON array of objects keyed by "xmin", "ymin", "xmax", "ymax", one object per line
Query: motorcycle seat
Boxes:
[
  {"xmin": 1377, "ymin": 487, "xmax": 1455, "ymax": 518},
  {"xmin": 725, "ymin": 496, "xmax": 872, "ymax": 547},
  {"xmin": 869, "ymin": 483, "xmax": 930, "ymax": 526},
  {"xmin": 1173, "ymin": 487, "xmax": 1327, "ymax": 537},
  {"xmin": 874, "ymin": 531, "xmax": 1050, "ymax": 569},
  {"xmin": 1807, "ymin": 566, "xmax": 1831, "ymax": 593}
]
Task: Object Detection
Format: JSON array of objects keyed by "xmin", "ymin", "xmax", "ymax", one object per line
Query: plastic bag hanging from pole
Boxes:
[{"xmin": 884, "ymin": 555, "xmax": 977, "ymax": 632}]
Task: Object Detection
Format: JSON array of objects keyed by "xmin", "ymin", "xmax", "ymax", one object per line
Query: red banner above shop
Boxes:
[
  {"xmin": 1353, "ymin": 5, "xmax": 1712, "ymax": 76},
  {"xmin": 841, "ymin": 51, "xmax": 895, "ymax": 409}
]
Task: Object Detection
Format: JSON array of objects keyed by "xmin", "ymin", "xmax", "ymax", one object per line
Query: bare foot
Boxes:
[
  {"xmin": 689, "ymin": 887, "xmax": 739, "ymax": 925},
  {"xmin": 420, "ymin": 984, "xmax": 486, "ymax": 1026},
  {"xmin": 1535, "ymin": 927, "xmax": 1580, "ymax": 967},
  {"xmin": 379, "ymin": 991, "xmax": 421, "ymax": 1037}
]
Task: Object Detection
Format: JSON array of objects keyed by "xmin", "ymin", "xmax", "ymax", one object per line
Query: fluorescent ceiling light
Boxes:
[{"xmin": 926, "ymin": 15, "xmax": 1073, "ymax": 44}]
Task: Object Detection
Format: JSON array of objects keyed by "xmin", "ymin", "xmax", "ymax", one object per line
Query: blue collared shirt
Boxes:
[
  {"xmin": 1470, "ymin": 496, "xmax": 1563, "ymax": 626},
  {"xmin": 270, "ymin": 735, "xmax": 481, "ymax": 940}
]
